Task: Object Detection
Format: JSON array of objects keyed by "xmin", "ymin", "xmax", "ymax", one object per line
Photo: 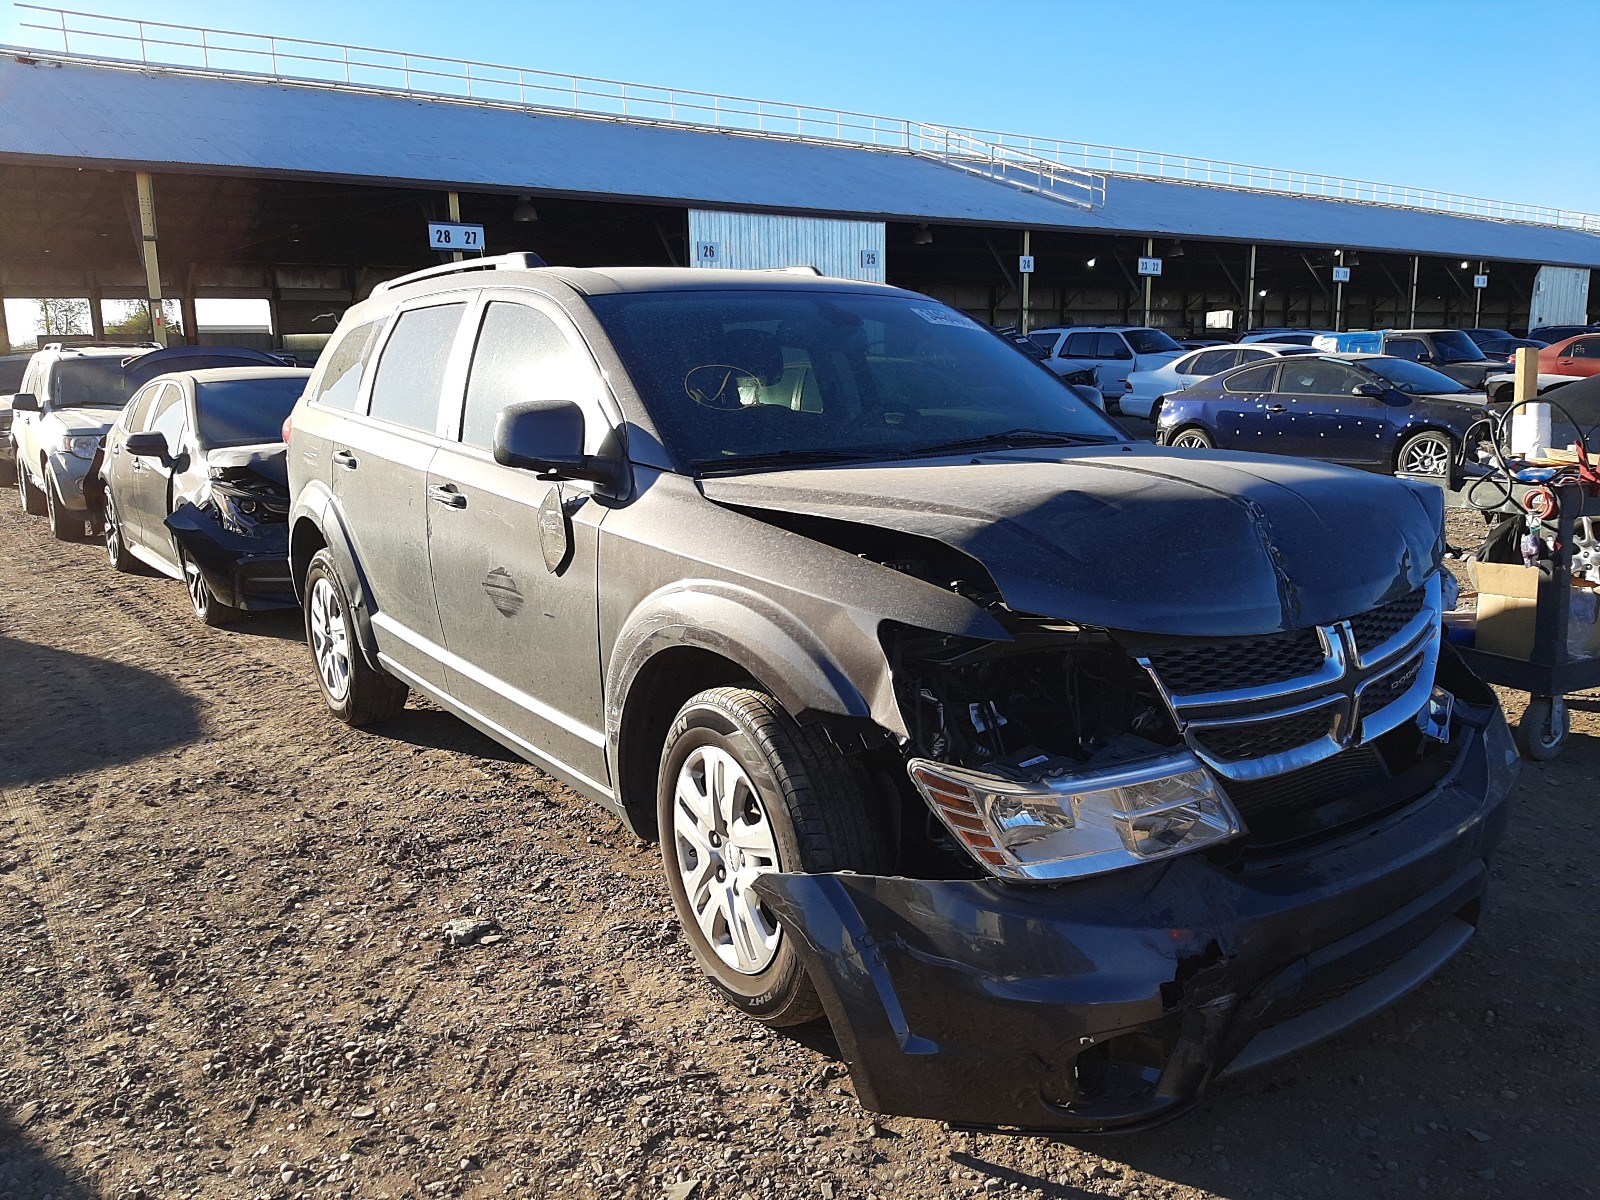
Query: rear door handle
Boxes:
[
  {"xmin": 1266, "ymin": 404, "xmax": 1287, "ymax": 412},
  {"xmin": 427, "ymin": 483, "xmax": 467, "ymax": 509},
  {"xmin": 332, "ymin": 448, "xmax": 358, "ymax": 470}
]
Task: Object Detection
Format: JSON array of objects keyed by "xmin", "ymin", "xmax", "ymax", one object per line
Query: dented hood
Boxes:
[
  {"xmin": 205, "ymin": 441, "xmax": 288, "ymax": 488},
  {"xmin": 700, "ymin": 444, "xmax": 1442, "ymax": 637}
]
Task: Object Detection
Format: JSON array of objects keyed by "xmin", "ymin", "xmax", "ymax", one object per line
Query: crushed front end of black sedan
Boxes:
[{"xmin": 165, "ymin": 451, "xmax": 294, "ymax": 611}]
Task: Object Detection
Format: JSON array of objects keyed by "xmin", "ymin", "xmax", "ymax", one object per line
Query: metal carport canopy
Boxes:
[{"xmin": 3, "ymin": 51, "xmax": 1600, "ymax": 268}]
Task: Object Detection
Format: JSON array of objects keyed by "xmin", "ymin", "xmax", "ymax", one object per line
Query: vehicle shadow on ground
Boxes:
[
  {"xmin": 0, "ymin": 1108, "xmax": 99, "ymax": 1198},
  {"xmin": 365, "ymin": 705, "xmax": 524, "ymax": 763},
  {"xmin": 226, "ymin": 608, "xmax": 305, "ymax": 642},
  {"xmin": 0, "ymin": 634, "xmax": 203, "ymax": 787}
]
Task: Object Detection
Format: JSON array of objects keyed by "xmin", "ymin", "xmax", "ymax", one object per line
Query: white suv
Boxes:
[{"xmin": 1027, "ymin": 326, "xmax": 1185, "ymax": 405}]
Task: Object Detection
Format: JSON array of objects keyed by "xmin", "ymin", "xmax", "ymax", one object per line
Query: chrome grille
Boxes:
[
  {"xmin": 1359, "ymin": 653, "xmax": 1426, "ymax": 720},
  {"xmin": 1349, "ymin": 588, "xmax": 1426, "ymax": 658},
  {"xmin": 1191, "ymin": 707, "xmax": 1335, "ymax": 763},
  {"xmin": 1144, "ymin": 631, "xmax": 1325, "ymax": 695}
]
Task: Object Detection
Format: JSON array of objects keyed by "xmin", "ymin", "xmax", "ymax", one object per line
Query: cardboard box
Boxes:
[{"xmin": 1471, "ymin": 561, "xmax": 1600, "ymax": 659}]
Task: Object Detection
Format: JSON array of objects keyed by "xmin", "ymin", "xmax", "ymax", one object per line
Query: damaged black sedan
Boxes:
[
  {"xmin": 98, "ymin": 366, "xmax": 308, "ymax": 625},
  {"xmin": 283, "ymin": 261, "xmax": 1517, "ymax": 1134}
]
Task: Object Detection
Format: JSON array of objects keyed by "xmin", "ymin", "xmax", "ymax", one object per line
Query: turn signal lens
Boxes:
[{"xmin": 907, "ymin": 752, "xmax": 1243, "ymax": 881}]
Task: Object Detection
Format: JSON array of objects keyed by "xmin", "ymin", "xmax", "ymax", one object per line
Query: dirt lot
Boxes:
[{"xmin": 0, "ymin": 500, "xmax": 1596, "ymax": 1200}]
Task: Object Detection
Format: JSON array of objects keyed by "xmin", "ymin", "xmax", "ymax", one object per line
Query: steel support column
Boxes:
[
  {"xmin": 0, "ymin": 284, "xmax": 9, "ymax": 352},
  {"xmin": 1020, "ymin": 230, "xmax": 1032, "ymax": 334},
  {"xmin": 1409, "ymin": 255, "xmax": 1420, "ymax": 327},
  {"xmin": 1474, "ymin": 260, "xmax": 1485, "ymax": 327},
  {"xmin": 135, "ymin": 172, "xmax": 164, "ymax": 344},
  {"xmin": 1245, "ymin": 245, "xmax": 1256, "ymax": 331},
  {"xmin": 447, "ymin": 191, "xmax": 463, "ymax": 263},
  {"xmin": 1142, "ymin": 237, "xmax": 1154, "ymax": 327}
]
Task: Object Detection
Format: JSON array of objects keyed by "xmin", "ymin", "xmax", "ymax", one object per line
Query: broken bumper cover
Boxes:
[
  {"xmin": 165, "ymin": 503, "xmax": 295, "ymax": 612},
  {"xmin": 754, "ymin": 695, "xmax": 1517, "ymax": 1134}
]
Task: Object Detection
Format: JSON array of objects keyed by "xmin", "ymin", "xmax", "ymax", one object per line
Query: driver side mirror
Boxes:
[
  {"xmin": 494, "ymin": 400, "xmax": 619, "ymax": 488},
  {"xmin": 10, "ymin": 392, "xmax": 39, "ymax": 413},
  {"xmin": 124, "ymin": 431, "xmax": 171, "ymax": 461},
  {"xmin": 1352, "ymin": 383, "xmax": 1387, "ymax": 399}
]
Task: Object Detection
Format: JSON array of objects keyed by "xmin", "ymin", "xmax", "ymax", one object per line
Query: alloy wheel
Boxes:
[
  {"xmin": 1400, "ymin": 433, "xmax": 1452, "ymax": 476},
  {"xmin": 1172, "ymin": 430, "xmax": 1211, "ymax": 449},
  {"xmin": 105, "ymin": 495, "xmax": 122, "ymax": 566},
  {"xmin": 671, "ymin": 744, "xmax": 781, "ymax": 975},
  {"xmin": 308, "ymin": 575, "xmax": 352, "ymax": 702},
  {"xmin": 181, "ymin": 552, "xmax": 211, "ymax": 620}
]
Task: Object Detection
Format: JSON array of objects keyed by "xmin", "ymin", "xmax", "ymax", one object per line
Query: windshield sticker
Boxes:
[{"xmin": 911, "ymin": 306, "xmax": 982, "ymax": 330}]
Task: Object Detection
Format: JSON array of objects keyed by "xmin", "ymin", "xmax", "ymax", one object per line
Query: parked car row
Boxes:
[{"xmin": 3, "ymin": 262, "xmax": 1519, "ymax": 1135}]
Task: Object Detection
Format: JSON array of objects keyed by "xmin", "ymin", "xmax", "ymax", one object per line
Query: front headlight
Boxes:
[
  {"xmin": 908, "ymin": 751, "xmax": 1243, "ymax": 881},
  {"xmin": 62, "ymin": 434, "xmax": 101, "ymax": 460}
]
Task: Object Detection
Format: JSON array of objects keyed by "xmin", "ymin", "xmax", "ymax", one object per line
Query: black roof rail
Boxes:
[{"xmin": 372, "ymin": 252, "xmax": 548, "ymax": 295}]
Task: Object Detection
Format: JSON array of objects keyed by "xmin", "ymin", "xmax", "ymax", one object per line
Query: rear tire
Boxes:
[
  {"xmin": 16, "ymin": 463, "xmax": 45, "ymax": 515},
  {"xmin": 1170, "ymin": 426, "xmax": 1213, "ymax": 450},
  {"xmin": 658, "ymin": 687, "xmax": 890, "ymax": 1027},
  {"xmin": 303, "ymin": 548, "xmax": 408, "ymax": 726}
]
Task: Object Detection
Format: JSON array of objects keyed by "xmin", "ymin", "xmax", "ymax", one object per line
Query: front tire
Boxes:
[
  {"xmin": 1396, "ymin": 430, "xmax": 1455, "ymax": 477},
  {"xmin": 179, "ymin": 546, "xmax": 239, "ymax": 627},
  {"xmin": 303, "ymin": 549, "xmax": 408, "ymax": 726},
  {"xmin": 16, "ymin": 463, "xmax": 45, "ymax": 515},
  {"xmin": 103, "ymin": 489, "xmax": 136, "ymax": 573},
  {"xmin": 658, "ymin": 687, "xmax": 890, "ymax": 1026},
  {"xmin": 44, "ymin": 474, "xmax": 80, "ymax": 541}
]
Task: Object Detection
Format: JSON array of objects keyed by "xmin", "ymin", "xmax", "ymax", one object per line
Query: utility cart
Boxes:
[{"xmin": 1419, "ymin": 474, "xmax": 1600, "ymax": 760}]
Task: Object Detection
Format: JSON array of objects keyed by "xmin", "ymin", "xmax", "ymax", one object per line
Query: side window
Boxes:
[
  {"xmin": 1063, "ymin": 332, "xmax": 1100, "ymax": 357},
  {"xmin": 1387, "ymin": 339, "xmax": 1426, "ymax": 362},
  {"xmin": 1222, "ymin": 362, "xmax": 1280, "ymax": 393},
  {"xmin": 461, "ymin": 302, "xmax": 603, "ymax": 451},
  {"xmin": 122, "ymin": 382, "xmax": 161, "ymax": 431},
  {"xmin": 312, "ymin": 319, "xmax": 382, "ymax": 412},
  {"xmin": 1236, "ymin": 348, "xmax": 1269, "ymax": 364},
  {"xmin": 1190, "ymin": 349, "xmax": 1238, "ymax": 375},
  {"xmin": 1571, "ymin": 338, "xmax": 1599, "ymax": 359},
  {"xmin": 1279, "ymin": 361, "xmax": 1361, "ymax": 395},
  {"xmin": 1098, "ymin": 332, "xmax": 1134, "ymax": 360},
  {"xmin": 148, "ymin": 385, "xmax": 189, "ymax": 449},
  {"xmin": 1027, "ymin": 332, "xmax": 1058, "ymax": 354},
  {"xmin": 366, "ymin": 303, "xmax": 467, "ymax": 434}
]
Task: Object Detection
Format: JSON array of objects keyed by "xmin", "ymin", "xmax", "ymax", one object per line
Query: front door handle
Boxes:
[
  {"xmin": 332, "ymin": 449, "xmax": 358, "ymax": 470},
  {"xmin": 427, "ymin": 483, "xmax": 467, "ymax": 509},
  {"xmin": 1266, "ymin": 404, "xmax": 1287, "ymax": 413}
]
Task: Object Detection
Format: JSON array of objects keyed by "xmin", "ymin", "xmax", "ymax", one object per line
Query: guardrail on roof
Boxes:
[{"xmin": 14, "ymin": 4, "xmax": 1599, "ymax": 232}]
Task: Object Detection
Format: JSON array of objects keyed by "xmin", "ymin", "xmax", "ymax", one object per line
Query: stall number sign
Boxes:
[
  {"xmin": 1332, "ymin": 266, "xmax": 1351, "ymax": 283},
  {"xmin": 1474, "ymin": 274, "xmax": 1490, "ymax": 289},
  {"xmin": 428, "ymin": 222, "xmax": 484, "ymax": 251},
  {"xmin": 696, "ymin": 241, "xmax": 723, "ymax": 263},
  {"xmin": 1137, "ymin": 257, "xmax": 1163, "ymax": 277},
  {"xmin": 860, "ymin": 249, "xmax": 881, "ymax": 269},
  {"xmin": 1018, "ymin": 255, "xmax": 1035, "ymax": 274}
]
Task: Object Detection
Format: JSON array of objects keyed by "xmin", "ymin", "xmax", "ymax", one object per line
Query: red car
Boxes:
[{"xmin": 1539, "ymin": 332, "xmax": 1600, "ymax": 378}]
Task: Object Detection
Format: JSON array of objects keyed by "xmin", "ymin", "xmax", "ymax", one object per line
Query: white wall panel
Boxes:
[
  {"xmin": 1528, "ymin": 266, "xmax": 1591, "ymax": 330},
  {"xmin": 687, "ymin": 211, "xmax": 886, "ymax": 282}
]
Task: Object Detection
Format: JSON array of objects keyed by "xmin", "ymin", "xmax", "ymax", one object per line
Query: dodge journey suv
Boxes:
[{"xmin": 284, "ymin": 254, "xmax": 1517, "ymax": 1132}]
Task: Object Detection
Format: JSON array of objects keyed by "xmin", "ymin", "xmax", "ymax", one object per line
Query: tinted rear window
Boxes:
[
  {"xmin": 312, "ymin": 320, "xmax": 383, "ymax": 412},
  {"xmin": 49, "ymin": 358, "xmax": 132, "ymax": 408},
  {"xmin": 0, "ymin": 359, "xmax": 26, "ymax": 392},
  {"xmin": 1124, "ymin": 328, "xmax": 1182, "ymax": 354},
  {"xmin": 195, "ymin": 377, "xmax": 308, "ymax": 448}
]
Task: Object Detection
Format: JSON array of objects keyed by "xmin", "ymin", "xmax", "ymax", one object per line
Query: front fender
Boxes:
[{"xmin": 605, "ymin": 580, "xmax": 880, "ymax": 739}]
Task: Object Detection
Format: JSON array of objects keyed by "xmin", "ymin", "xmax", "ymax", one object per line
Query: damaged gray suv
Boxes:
[{"xmin": 285, "ymin": 255, "xmax": 1518, "ymax": 1133}]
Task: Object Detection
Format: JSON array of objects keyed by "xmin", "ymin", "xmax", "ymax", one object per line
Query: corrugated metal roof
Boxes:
[{"xmin": 4, "ymin": 53, "xmax": 1600, "ymax": 268}]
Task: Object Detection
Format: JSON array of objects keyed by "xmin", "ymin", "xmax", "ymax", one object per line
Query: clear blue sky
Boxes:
[{"xmin": 3, "ymin": 0, "xmax": 1597, "ymax": 211}]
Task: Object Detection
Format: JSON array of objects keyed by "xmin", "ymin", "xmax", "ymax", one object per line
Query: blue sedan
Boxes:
[{"xmin": 1154, "ymin": 353, "xmax": 1490, "ymax": 476}]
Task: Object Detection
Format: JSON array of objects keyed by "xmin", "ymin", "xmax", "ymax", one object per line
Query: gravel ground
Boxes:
[{"xmin": 0, "ymin": 498, "xmax": 1596, "ymax": 1200}]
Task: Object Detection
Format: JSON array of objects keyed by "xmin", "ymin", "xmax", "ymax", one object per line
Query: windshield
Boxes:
[
  {"xmin": 1124, "ymin": 328, "xmax": 1182, "ymax": 354},
  {"xmin": 48, "ymin": 358, "xmax": 133, "ymax": 408},
  {"xmin": 590, "ymin": 290, "xmax": 1125, "ymax": 470},
  {"xmin": 195, "ymin": 376, "xmax": 307, "ymax": 448},
  {"xmin": 1427, "ymin": 331, "xmax": 1487, "ymax": 363},
  {"xmin": 1364, "ymin": 358, "xmax": 1472, "ymax": 395}
]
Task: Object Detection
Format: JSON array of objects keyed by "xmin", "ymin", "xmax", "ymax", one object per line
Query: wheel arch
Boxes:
[
  {"xmin": 606, "ymin": 584, "xmax": 886, "ymax": 841},
  {"xmin": 288, "ymin": 484, "xmax": 383, "ymax": 668},
  {"xmin": 1393, "ymin": 424, "xmax": 1459, "ymax": 471}
]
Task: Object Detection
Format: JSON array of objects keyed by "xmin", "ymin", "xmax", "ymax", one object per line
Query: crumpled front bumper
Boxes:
[
  {"xmin": 754, "ymin": 686, "xmax": 1517, "ymax": 1134},
  {"xmin": 165, "ymin": 503, "xmax": 295, "ymax": 612}
]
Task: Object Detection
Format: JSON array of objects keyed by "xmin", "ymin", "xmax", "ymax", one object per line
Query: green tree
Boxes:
[{"xmin": 38, "ymin": 297, "xmax": 90, "ymax": 337}]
